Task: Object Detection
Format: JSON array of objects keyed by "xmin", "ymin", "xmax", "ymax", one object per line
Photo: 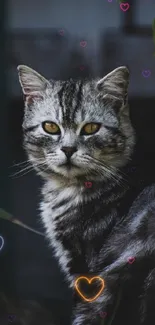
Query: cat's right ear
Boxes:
[{"xmin": 17, "ymin": 65, "xmax": 50, "ymax": 103}]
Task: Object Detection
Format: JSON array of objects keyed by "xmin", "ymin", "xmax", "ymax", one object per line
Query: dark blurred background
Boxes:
[{"xmin": 0, "ymin": 0, "xmax": 155, "ymax": 323}]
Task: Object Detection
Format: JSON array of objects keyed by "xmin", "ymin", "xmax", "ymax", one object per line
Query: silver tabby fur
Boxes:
[{"xmin": 17, "ymin": 65, "xmax": 155, "ymax": 325}]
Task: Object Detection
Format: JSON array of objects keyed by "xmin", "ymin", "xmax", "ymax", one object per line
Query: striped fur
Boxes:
[{"xmin": 17, "ymin": 65, "xmax": 155, "ymax": 325}]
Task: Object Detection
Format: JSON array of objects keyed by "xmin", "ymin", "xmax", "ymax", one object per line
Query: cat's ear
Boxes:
[
  {"xmin": 97, "ymin": 66, "xmax": 129, "ymax": 103},
  {"xmin": 17, "ymin": 65, "xmax": 51, "ymax": 103}
]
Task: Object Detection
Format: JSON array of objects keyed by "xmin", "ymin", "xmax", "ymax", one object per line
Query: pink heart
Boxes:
[
  {"xmin": 128, "ymin": 257, "xmax": 135, "ymax": 264},
  {"xmin": 80, "ymin": 66, "xmax": 85, "ymax": 71},
  {"xmin": 99, "ymin": 312, "xmax": 107, "ymax": 318},
  {"xmin": 120, "ymin": 3, "xmax": 130, "ymax": 11},
  {"xmin": 85, "ymin": 182, "xmax": 92, "ymax": 188},
  {"xmin": 80, "ymin": 41, "xmax": 87, "ymax": 48},
  {"xmin": 59, "ymin": 29, "xmax": 64, "ymax": 36}
]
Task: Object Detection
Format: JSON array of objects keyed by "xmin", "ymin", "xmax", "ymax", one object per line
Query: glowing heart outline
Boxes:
[
  {"xmin": 74, "ymin": 276, "xmax": 105, "ymax": 302},
  {"xmin": 120, "ymin": 3, "xmax": 130, "ymax": 11},
  {"xmin": 0, "ymin": 235, "xmax": 4, "ymax": 251}
]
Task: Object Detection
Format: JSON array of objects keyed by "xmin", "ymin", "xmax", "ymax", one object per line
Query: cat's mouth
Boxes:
[{"xmin": 59, "ymin": 160, "xmax": 80, "ymax": 170}]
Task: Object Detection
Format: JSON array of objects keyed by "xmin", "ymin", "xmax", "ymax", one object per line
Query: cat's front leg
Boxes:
[
  {"xmin": 72, "ymin": 289, "xmax": 117, "ymax": 325},
  {"xmin": 72, "ymin": 277, "xmax": 118, "ymax": 325},
  {"xmin": 72, "ymin": 301, "xmax": 97, "ymax": 325},
  {"xmin": 72, "ymin": 240, "xmax": 145, "ymax": 325}
]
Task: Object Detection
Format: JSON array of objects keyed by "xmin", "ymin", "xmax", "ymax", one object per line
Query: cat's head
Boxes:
[{"xmin": 17, "ymin": 65, "xmax": 135, "ymax": 182}]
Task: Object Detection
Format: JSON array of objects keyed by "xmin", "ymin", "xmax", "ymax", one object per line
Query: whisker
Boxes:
[
  {"xmin": 84, "ymin": 155, "xmax": 129, "ymax": 188},
  {"xmin": 10, "ymin": 165, "xmax": 35, "ymax": 178},
  {"xmin": 106, "ymin": 164, "xmax": 130, "ymax": 187},
  {"xmin": 100, "ymin": 165, "xmax": 128, "ymax": 188},
  {"xmin": 10, "ymin": 158, "xmax": 45, "ymax": 169},
  {"xmin": 10, "ymin": 161, "xmax": 47, "ymax": 179},
  {"xmin": 37, "ymin": 164, "xmax": 53, "ymax": 177}
]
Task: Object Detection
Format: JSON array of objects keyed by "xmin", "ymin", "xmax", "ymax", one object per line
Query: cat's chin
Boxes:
[{"xmin": 54, "ymin": 165, "xmax": 84, "ymax": 178}]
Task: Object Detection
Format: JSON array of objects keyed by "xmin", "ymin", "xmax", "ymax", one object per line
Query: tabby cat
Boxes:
[{"xmin": 17, "ymin": 65, "xmax": 155, "ymax": 325}]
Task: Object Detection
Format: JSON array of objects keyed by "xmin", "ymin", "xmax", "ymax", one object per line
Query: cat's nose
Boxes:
[{"xmin": 61, "ymin": 146, "xmax": 77, "ymax": 159}]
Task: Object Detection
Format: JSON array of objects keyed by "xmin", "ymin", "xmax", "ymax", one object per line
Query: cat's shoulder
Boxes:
[
  {"xmin": 127, "ymin": 184, "xmax": 155, "ymax": 234},
  {"xmin": 130, "ymin": 184, "xmax": 155, "ymax": 213}
]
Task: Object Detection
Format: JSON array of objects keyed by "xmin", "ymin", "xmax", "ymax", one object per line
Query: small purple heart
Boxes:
[
  {"xmin": 8, "ymin": 314, "xmax": 16, "ymax": 322},
  {"xmin": 59, "ymin": 29, "xmax": 64, "ymax": 36},
  {"xmin": 142, "ymin": 70, "xmax": 151, "ymax": 78}
]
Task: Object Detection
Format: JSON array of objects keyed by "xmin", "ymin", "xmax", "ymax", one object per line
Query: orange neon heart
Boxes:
[{"xmin": 74, "ymin": 276, "xmax": 105, "ymax": 302}]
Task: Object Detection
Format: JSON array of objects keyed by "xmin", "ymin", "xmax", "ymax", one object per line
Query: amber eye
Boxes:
[
  {"xmin": 81, "ymin": 123, "xmax": 101, "ymax": 135},
  {"xmin": 42, "ymin": 121, "xmax": 61, "ymax": 134}
]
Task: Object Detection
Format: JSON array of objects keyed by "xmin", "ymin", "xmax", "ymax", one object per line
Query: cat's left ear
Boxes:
[{"xmin": 96, "ymin": 66, "xmax": 129, "ymax": 108}]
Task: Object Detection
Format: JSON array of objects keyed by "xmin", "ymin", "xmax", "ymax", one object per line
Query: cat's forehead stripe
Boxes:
[
  {"xmin": 72, "ymin": 81, "xmax": 83, "ymax": 120},
  {"xmin": 64, "ymin": 81, "xmax": 77, "ymax": 121},
  {"xmin": 56, "ymin": 79, "xmax": 84, "ymax": 124},
  {"xmin": 57, "ymin": 82, "xmax": 66, "ymax": 120}
]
